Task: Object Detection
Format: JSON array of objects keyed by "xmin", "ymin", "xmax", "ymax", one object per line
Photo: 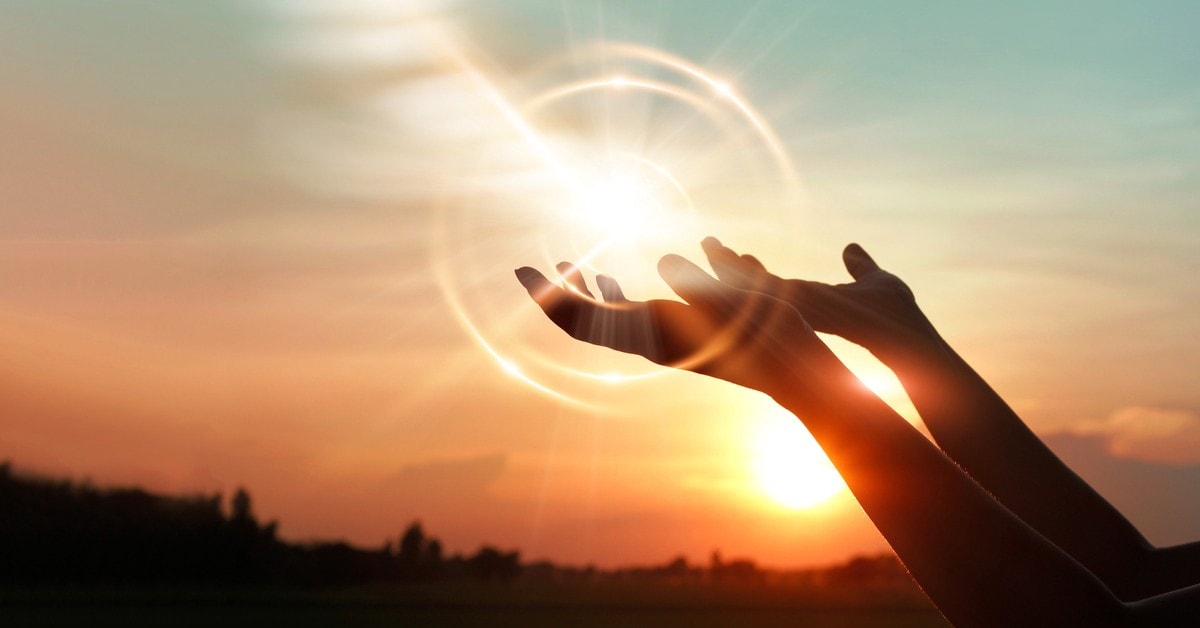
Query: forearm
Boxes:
[
  {"xmin": 1144, "ymin": 542, "xmax": 1200, "ymax": 594},
  {"xmin": 877, "ymin": 330, "xmax": 1162, "ymax": 599},
  {"xmin": 770, "ymin": 363, "xmax": 1128, "ymax": 627}
]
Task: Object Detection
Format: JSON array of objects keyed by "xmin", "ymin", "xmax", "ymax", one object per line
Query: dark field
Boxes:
[
  {"xmin": 2, "ymin": 582, "xmax": 950, "ymax": 627},
  {"xmin": 5, "ymin": 606, "xmax": 948, "ymax": 628},
  {"xmin": 2, "ymin": 466, "xmax": 949, "ymax": 626}
]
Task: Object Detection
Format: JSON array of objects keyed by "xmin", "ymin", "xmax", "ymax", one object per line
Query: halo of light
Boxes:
[{"xmin": 432, "ymin": 41, "xmax": 802, "ymax": 406}]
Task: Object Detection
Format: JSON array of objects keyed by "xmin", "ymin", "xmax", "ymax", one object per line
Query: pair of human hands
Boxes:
[{"xmin": 514, "ymin": 237, "xmax": 935, "ymax": 399}]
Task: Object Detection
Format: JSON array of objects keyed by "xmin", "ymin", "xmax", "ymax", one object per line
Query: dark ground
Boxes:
[{"xmin": 1, "ymin": 582, "xmax": 950, "ymax": 628}]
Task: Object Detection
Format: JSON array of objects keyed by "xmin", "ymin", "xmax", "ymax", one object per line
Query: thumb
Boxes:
[{"xmin": 842, "ymin": 243, "xmax": 881, "ymax": 280}]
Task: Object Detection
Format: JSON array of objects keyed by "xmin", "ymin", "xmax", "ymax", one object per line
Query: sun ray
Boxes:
[{"xmin": 398, "ymin": 20, "xmax": 805, "ymax": 406}]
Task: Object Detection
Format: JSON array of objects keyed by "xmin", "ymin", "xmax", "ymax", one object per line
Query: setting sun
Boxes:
[{"xmin": 752, "ymin": 410, "xmax": 847, "ymax": 509}]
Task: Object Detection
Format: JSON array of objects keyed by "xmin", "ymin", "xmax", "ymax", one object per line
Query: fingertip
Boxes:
[
  {"xmin": 596, "ymin": 274, "xmax": 627, "ymax": 303},
  {"xmin": 740, "ymin": 253, "xmax": 766, "ymax": 270},
  {"xmin": 657, "ymin": 253, "xmax": 688, "ymax": 276},
  {"xmin": 703, "ymin": 236, "xmax": 737, "ymax": 259},
  {"xmin": 516, "ymin": 266, "xmax": 557, "ymax": 293},
  {"xmin": 658, "ymin": 254, "xmax": 719, "ymax": 286},
  {"xmin": 516, "ymin": 268, "xmax": 562, "ymax": 307},
  {"xmin": 514, "ymin": 266, "xmax": 543, "ymax": 286},
  {"xmin": 843, "ymin": 243, "xmax": 869, "ymax": 264},
  {"xmin": 659, "ymin": 254, "xmax": 727, "ymax": 308},
  {"xmin": 842, "ymin": 243, "xmax": 880, "ymax": 278}
]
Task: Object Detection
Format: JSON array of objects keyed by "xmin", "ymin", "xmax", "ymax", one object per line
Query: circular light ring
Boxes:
[{"xmin": 432, "ymin": 41, "xmax": 802, "ymax": 404}]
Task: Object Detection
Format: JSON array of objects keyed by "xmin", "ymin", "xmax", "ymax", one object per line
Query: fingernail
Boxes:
[{"xmin": 514, "ymin": 267, "xmax": 536, "ymax": 285}]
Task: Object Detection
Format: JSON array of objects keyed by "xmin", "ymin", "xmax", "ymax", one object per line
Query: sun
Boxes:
[
  {"xmin": 752, "ymin": 412, "xmax": 846, "ymax": 510},
  {"xmin": 577, "ymin": 168, "xmax": 655, "ymax": 242}
]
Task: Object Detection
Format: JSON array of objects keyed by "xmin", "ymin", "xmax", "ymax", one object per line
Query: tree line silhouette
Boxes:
[
  {"xmin": 0, "ymin": 461, "xmax": 906, "ymax": 590},
  {"xmin": 0, "ymin": 461, "xmax": 519, "ymax": 587}
]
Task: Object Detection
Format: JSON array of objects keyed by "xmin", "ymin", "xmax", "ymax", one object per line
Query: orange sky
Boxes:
[{"xmin": 3, "ymin": 1, "xmax": 1200, "ymax": 569}]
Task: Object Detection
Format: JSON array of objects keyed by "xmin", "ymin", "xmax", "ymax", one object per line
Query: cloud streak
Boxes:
[{"xmin": 1071, "ymin": 406, "xmax": 1200, "ymax": 466}]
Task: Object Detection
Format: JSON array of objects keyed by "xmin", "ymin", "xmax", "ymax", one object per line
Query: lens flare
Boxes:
[
  {"xmin": 567, "ymin": 152, "xmax": 694, "ymax": 247},
  {"xmin": 431, "ymin": 39, "xmax": 803, "ymax": 407},
  {"xmin": 271, "ymin": 5, "xmax": 808, "ymax": 407}
]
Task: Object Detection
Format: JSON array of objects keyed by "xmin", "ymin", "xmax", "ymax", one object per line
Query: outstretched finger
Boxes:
[
  {"xmin": 658, "ymin": 254, "xmax": 731, "ymax": 312},
  {"xmin": 739, "ymin": 254, "xmax": 768, "ymax": 274},
  {"xmin": 518, "ymin": 266, "xmax": 649, "ymax": 358},
  {"xmin": 842, "ymin": 243, "xmax": 881, "ymax": 280},
  {"xmin": 556, "ymin": 261, "xmax": 595, "ymax": 298},
  {"xmin": 701, "ymin": 236, "xmax": 757, "ymax": 288},
  {"xmin": 596, "ymin": 274, "xmax": 628, "ymax": 303},
  {"xmin": 516, "ymin": 267, "xmax": 584, "ymax": 332}
]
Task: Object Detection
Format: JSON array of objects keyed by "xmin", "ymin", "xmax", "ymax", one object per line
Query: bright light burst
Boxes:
[
  {"xmin": 432, "ymin": 38, "xmax": 803, "ymax": 406},
  {"xmin": 569, "ymin": 152, "xmax": 692, "ymax": 244},
  {"xmin": 752, "ymin": 408, "xmax": 847, "ymax": 509},
  {"xmin": 272, "ymin": 2, "xmax": 807, "ymax": 408},
  {"xmin": 579, "ymin": 169, "xmax": 653, "ymax": 241}
]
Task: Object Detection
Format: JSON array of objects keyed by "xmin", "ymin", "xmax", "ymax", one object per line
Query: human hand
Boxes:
[
  {"xmin": 700, "ymin": 237, "xmax": 942, "ymax": 363},
  {"xmin": 515, "ymin": 255, "xmax": 842, "ymax": 400}
]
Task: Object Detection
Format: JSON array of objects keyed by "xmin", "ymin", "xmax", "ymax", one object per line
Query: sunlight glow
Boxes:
[
  {"xmin": 752, "ymin": 412, "xmax": 846, "ymax": 510},
  {"xmin": 858, "ymin": 371, "xmax": 903, "ymax": 399},
  {"xmin": 581, "ymin": 172, "xmax": 652, "ymax": 240},
  {"xmin": 289, "ymin": 6, "xmax": 806, "ymax": 407},
  {"xmin": 420, "ymin": 38, "xmax": 803, "ymax": 404},
  {"xmin": 822, "ymin": 337, "xmax": 921, "ymax": 425},
  {"xmin": 570, "ymin": 155, "xmax": 689, "ymax": 245}
]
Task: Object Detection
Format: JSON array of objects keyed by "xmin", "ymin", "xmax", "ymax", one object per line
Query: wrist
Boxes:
[
  {"xmin": 765, "ymin": 344, "xmax": 867, "ymax": 417},
  {"xmin": 870, "ymin": 314, "xmax": 955, "ymax": 373}
]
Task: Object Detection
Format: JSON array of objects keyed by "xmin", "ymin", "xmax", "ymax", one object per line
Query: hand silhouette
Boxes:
[
  {"xmin": 515, "ymin": 254, "xmax": 837, "ymax": 399},
  {"xmin": 700, "ymin": 237, "xmax": 941, "ymax": 362},
  {"xmin": 515, "ymin": 245, "xmax": 1200, "ymax": 625}
]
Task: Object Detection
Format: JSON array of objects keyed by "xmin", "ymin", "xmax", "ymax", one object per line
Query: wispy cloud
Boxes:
[
  {"xmin": 1044, "ymin": 431, "xmax": 1200, "ymax": 546},
  {"xmin": 1070, "ymin": 406, "xmax": 1200, "ymax": 466}
]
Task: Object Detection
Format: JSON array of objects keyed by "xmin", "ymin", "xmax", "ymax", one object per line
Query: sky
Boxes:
[{"xmin": 2, "ymin": 0, "xmax": 1200, "ymax": 568}]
